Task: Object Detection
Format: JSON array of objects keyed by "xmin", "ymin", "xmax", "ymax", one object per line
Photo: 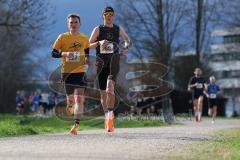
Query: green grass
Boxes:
[
  {"xmin": 167, "ymin": 128, "xmax": 240, "ymax": 160},
  {"xmin": 210, "ymin": 129, "xmax": 240, "ymax": 160},
  {"xmin": 0, "ymin": 114, "xmax": 169, "ymax": 138},
  {"xmin": 0, "ymin": 114, "xmax": 70, "ymax": 137}
]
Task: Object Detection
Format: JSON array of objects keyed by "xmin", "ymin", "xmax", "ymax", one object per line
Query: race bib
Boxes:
[
  {"xmin": 196, "ymin": 83, "xmax": 203, "ymax": 89},
  {"xmin": 66, "ymin": 52, "xmax": 81, "ymax": 62},
  {"xmin": 100, "ymin": 42, "xmax": 114, "ymax": 54},
  {"xmin": 210, "ymin": 94, "xmax": 216, "ymax": 99}
]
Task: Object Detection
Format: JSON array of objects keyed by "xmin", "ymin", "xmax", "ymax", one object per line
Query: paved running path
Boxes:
[{"xmin": 0, "ymin": 119, "xmax": 239, "ymax": 160}]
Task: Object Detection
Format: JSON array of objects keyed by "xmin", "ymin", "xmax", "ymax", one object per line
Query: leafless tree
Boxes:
[
  {"xmin": 185, "ymin": 0, "xmax": 226, "ymax": 66},
  {"xmin": 218, "ymin": 0, "xmax": 240, "ymax": 28},
  {"xmin": 0, "ymin": 0, "xmax": 54, "ymax": 112},
  {"xmin": 114, "ymin": 0, "xmax": 190, "ymax": 66}
]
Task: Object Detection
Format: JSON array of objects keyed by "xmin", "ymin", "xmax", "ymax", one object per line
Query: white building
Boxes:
[{"xmin": 210, "ymin": 27, "xmax": 240, "ymax": 116}]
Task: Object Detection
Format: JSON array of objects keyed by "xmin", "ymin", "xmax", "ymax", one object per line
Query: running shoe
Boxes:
[
  {"xmin": 106, "ymin": 112, "xmax": 115, "ymax": 132},
  {"xmin": 211, "ymin": 120, "xmax": 215, "ymax": 124},
  {"xmin": 70, "ymin": 123, "xmax": 78, "ymax": 135}
]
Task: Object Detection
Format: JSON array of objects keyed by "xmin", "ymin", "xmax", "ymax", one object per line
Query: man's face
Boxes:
[
  {"xmin": 68, "ymin": 17, "xmax": 80, "ymax": 32},
  {"xmin": 194, "ymin": 68, "xmax": 202, "ymax": 76},
  {"xmin": 103, "ymin": 12, "xmax": 114, "ymax": 24},
  {"xmin": 210, "ymin": 78, "xmax": 216, "ymax": 84}
]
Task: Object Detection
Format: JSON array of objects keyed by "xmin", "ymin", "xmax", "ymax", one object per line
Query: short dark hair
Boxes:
[
  {"xmin": 103, "ymin": 6, "xmax": 114, "ymax": 14},
  {"xmin": 67, "ymin": 13, "xmax": 81, "ymax": 23}
]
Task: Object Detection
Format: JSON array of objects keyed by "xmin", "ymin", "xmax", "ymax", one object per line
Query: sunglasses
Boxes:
[{"xmin": 103, "ymin": 12, "xmax": 114, "ymax": 16}]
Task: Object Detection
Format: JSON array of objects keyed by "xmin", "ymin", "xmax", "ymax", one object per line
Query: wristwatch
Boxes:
[{"xmin": 97, "ymin": 41, "xmax": 100, "ymax": 46}]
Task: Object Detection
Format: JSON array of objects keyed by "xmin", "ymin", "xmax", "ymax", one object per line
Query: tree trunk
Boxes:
[{"xmin": 196, "ymin": 0, "xmax": 203, "ymax": 66}]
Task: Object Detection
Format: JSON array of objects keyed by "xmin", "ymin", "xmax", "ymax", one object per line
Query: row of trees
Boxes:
[
  {"xmin": 0, "ymin": 0, "xmax": 53, "ymax": 112},
  {"xmin": 114, "ymin": 0, "xmax": 240, "ymax": 90}
]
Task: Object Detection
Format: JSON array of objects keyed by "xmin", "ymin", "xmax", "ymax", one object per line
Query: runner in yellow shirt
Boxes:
[{"xmin": 51, "ymin": 13, "xmax": 90, "ymax": 135}]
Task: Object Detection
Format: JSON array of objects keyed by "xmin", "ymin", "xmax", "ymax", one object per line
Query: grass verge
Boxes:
[
  {"xmin": 0, "ymin": 114, "xmax": 172, "ymax": 138},
  {"xmin": 167, "ymin": 128, "xmax": 240, "ymax": 160}
]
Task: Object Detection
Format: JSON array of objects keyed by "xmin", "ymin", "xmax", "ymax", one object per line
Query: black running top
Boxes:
[
  {"xmin": 96, "ymin": 24, "xmax": 120, "ymax": 55},
  {"xmin": 188, "ymin": 76, "xmax": 206, "ymax": 96}
]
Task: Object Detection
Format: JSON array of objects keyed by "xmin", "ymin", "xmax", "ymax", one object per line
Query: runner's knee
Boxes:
[
  {"xmin": 106, "ymin": 76, "xmax": 115, "ymax": 95},
  {"xmin": 74, "ymin": 103, "xmax": 83, "ymax": 114},
  {"xmin": 75, "ymin": 95, "xmax": 85, "ymax": 104}
]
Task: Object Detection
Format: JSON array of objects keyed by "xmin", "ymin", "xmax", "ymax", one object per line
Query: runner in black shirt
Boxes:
[
  {"xmin": 188, "ymin": 68, "xmax": 207, "ymax": 122},
  {"xmin": 89, "ymin": 6, "xmax": 131, "ymax": 132}
]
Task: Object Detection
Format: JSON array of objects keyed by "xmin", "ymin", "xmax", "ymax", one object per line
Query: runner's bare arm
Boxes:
[
  {"xmin": 89, "ymin": 27, "xmax": 100, "ymax": 49},
  {"xmin": 84, "ymin": 48, "xmax": 93, "ymax": 66},
  {"xmin": 119, "ymin": 26, "xmax": 131, "ymax": 47},
  {"xmin": 203, "ymin": 84, "xmax": 209, "ymax": 97}
]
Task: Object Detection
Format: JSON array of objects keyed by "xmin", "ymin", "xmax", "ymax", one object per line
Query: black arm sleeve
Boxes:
[
  {"xmin": 84, "ymin": 48, "xmax": 89, "ymax": 57},
  {"xmin": 51, "ymin": 49, "xmax": 62, "ymax": 58}
]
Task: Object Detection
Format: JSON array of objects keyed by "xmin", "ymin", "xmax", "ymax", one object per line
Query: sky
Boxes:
[
  {"xmin": 36, "ymin": 0, "xmax": 113, "ymax": 70},
  {"xmin": 49, "ymin": 0, "xmax": 112, "ymax": 40}
]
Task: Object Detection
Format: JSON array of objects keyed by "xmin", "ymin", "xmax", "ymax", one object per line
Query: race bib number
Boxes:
[
  {"xmin": 66, "ymin": 52, "xmax": 81, "ymax": 62},
  {"xmin": 100, "ymin": 42, "xmax": 114, "ymax": 54},
  {"xmin": 196, "ymin": 83, "xmax": 203, "ymax": 89},
  {"xmin": 210, "ymin": 94, "xmax": 216, "ymax": 99}
]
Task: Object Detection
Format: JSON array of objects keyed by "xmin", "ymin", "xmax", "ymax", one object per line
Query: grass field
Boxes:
[
  {"xmin": 168, "ymin": 128, "xmax": 240, "ymax": 160},
  {"xmin": 0, "ymin": 114, "xmax": 169, "ymax": 138}
]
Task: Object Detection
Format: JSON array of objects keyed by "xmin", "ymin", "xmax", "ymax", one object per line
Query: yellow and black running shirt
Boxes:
[{"xmin": 52, "ymin": 32, "xmax": 89, "ymax": 73}]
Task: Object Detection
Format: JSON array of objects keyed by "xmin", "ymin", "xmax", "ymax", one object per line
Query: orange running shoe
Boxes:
[
  {"xmin": 70, "ymin": 123, "xmax": 78, "ymax": 135},
  {"xmin": 106, "ymin": 112, "xmax": 115, "ymax": 132}
]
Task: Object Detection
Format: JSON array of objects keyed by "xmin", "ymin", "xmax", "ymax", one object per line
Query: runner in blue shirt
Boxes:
[{"xmin": 206, "ymin": 76, "xmax": 220, "ymax": 124}]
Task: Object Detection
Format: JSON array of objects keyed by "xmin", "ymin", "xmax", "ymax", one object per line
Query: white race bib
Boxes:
[
  {"xmin": 66, "ymin": 52, "xmax": 81, "ymax": 62},
  {"xmin": 196, "ymin": 83, "xmax": 203, "ymax": 89},
  {"xmin": 100, "ymin": 42, "xmax": 114, "ymax": 54},
  {"xmin": 210, "ymin": 94, "xmax": 216, "ymax": 99}
]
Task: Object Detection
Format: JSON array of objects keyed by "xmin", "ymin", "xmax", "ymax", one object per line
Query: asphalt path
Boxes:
[{"xmin": 0, "ymin": 118, "xmax": 239, "ymax": 160}]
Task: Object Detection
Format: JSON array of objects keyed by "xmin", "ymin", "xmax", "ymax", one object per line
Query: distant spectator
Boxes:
[
  {"xmin": 48, "ymin": 92, "xmax": 57, "ymax": 115},
  {"xmin": 32, "ymin": 92, "xmax": 40, "ymax": 113},
  {"xmin": 28, "ymin": 92, "xmax": 34, "ymax": 110},
  {"xmin": 16, "ymin": 91, "xmax": 24, "ymax": 115},
  {"xmin": 40, "ymin": 92, "xmax": 49, "ymax": 115}
]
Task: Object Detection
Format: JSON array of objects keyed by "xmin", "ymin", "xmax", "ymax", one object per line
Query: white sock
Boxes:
[
  {"xmin": 105, "ymin": 112, "xmax": 108, "ymax": 119},
  {"xmin": 195, "ymin": 112, "xmax": 198, "ymax": 116},
  {"xmin": 199, "ymin": 112, "xmax": 202, "ymax": 117},
  {"xmin": 108, "ymin": 111, "xmax": 113, "ymax": 119}
]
